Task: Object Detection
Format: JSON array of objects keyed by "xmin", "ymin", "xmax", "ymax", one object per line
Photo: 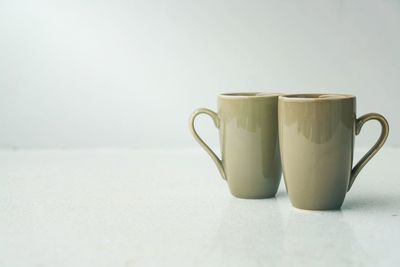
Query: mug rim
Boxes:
[
  {"xmin": 219, "ymin": 92, "xmax": 282, "ymax": 99},
  {"xmin": 279, "ymin": 93, "xmax": 355, "ymax": 102}
]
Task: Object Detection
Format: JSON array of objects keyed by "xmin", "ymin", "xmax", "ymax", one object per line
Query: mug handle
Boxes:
[
  {"xmin": 348, "ymin": 113, "xmax": 389, "ymax": 191},
  {"xmin": 189, "ymin": 108, "xmax": 226, "ymax": 180}
]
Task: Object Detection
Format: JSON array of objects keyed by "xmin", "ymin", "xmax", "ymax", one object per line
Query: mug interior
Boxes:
[
  {"xmin": 280, "ymin": 93, "xmax": 354, "ymax": 101},
  {"xmin": 220, "ymin": 92, "xmax": 281, "ymax": 98}
]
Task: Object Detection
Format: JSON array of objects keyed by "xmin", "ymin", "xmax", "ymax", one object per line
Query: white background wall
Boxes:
[{"xmin": 0, "ymin": 0, "xmax": 399, "ymax": 149}]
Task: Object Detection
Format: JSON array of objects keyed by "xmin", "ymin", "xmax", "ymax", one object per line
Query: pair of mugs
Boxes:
[{"xmin": 189, "ymin": 93, "xmax": 389, "ymax": 210}]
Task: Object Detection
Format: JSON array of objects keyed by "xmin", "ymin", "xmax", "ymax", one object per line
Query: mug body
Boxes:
[
  {"xmin": 218, "ymin": 93, "xmax": 282, "ymax": 198},
  {"xmin": 278, "ymin": 94, "xmax": 356, "ymax": 210}
]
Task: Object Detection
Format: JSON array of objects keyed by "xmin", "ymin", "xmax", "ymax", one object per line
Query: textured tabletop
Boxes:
[{"xmin": 0, "ymin": 147, "xmax": 399, "ymax": 267}]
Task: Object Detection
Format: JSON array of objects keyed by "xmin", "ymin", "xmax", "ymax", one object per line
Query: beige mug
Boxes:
[
  {"xmin": 278, "ymin": 93, "xmax": 389, "ymax": 210},
  {"xmin": 189, "ymin": 93, "xmax": 282, "ymax": 199}
]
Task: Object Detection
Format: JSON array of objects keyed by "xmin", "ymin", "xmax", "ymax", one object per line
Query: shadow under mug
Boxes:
[
  {"xmin": 189, "ymin": 93, "xmax": 282, "ymax": 199},
  {"xmin": 278, "ymin": 93, "xmax": 389, "ymax": 210}
]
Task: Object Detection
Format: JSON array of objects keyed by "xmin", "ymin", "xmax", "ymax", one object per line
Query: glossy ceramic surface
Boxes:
[
  {"xmin": 189, "ymin": 93, "xmax": 282, "ymax": 198},
  {"xmin": 278, "ymin": 94, "xmax": 389, "ymax": 210}
]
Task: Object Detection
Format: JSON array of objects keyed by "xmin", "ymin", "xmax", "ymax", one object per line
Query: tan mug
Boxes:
[
  {"xmin": 278, "ymin": 93, "xmax": 389, "ymax": 210},
  {"xmin": 189, "ymin": 93, "xmax": 282, "ymax": 198}
]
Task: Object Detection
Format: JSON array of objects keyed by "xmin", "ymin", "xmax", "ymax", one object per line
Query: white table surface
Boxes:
[{"xmin": 0, "ymin": 147, "xmax": 399, "ymax": 267}]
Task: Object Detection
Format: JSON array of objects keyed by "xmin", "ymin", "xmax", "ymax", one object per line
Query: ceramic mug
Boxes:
[
  {"xmin": 189, "ymin": 93, "xmax": 282, "ymax": 198},
  {"xmin": 278, "ymin": 93, "xmax": 389, "ymax": 210}
]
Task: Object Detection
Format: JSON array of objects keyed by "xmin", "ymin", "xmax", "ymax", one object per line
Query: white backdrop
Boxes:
[{"xmin": 0, "ymin": 0, "xmax": 399, "ymax": 149}]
